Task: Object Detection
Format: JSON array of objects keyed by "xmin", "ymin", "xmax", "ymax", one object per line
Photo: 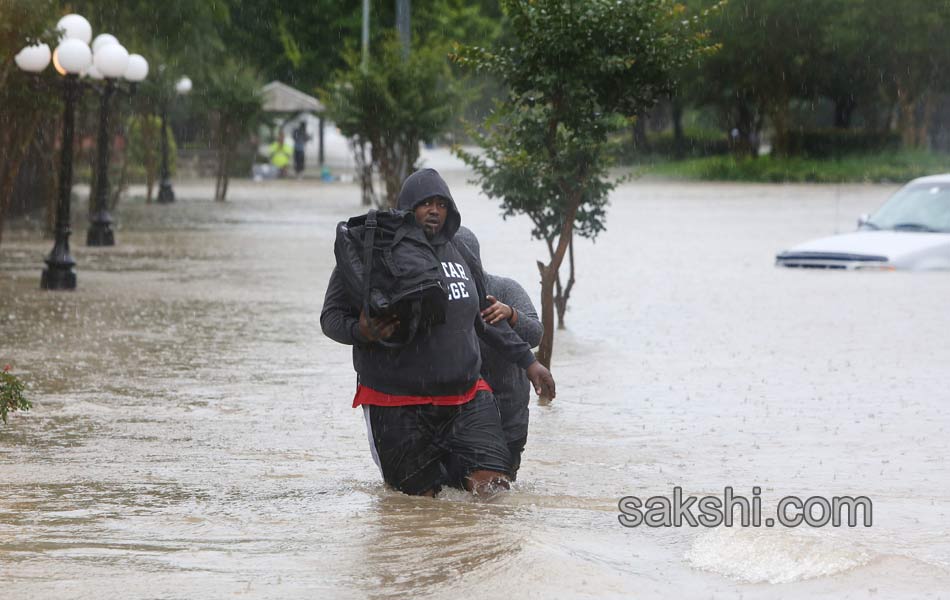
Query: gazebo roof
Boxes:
[{"xmin": 260, "ymin": 81, "xmax": 325, "ymax": 114}]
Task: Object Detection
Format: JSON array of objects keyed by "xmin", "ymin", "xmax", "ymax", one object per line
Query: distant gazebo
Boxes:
[{"xmin": 260, "ymin": 81, "xmax": 327, "ymax": 165}]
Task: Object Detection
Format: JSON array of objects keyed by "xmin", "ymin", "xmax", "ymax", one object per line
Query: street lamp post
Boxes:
[
  {"xmin": 86, "ymin": 38, "xmax": 148, "ymax": 246},
  {"xmin": 15, "ymin": 14, "xmax": 148, "ymax": 288},
  {"xmin": 157, "ymin": 75, "xmax": 191, "ymax": 204},
  {"xmin": 39, "ymin": 16, "xmax": 94, "ymax": 289}
]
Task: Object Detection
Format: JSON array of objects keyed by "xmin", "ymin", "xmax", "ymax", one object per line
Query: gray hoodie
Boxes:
[
  {"xmin": 320, "ymin": 168, "xmax": 537, "ymax": 396},
  {"xmin": 454, "ymin": 226, "xmax": 542, "ymax": 416}
]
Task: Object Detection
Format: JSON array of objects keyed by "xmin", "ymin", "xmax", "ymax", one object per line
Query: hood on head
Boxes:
[{"xmin": 396, "ymin": 168, "xmax": 460, "ymax": 242}]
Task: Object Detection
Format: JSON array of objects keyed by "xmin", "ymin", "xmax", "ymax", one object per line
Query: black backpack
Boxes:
[{"xmin": 334, "ymin": 209, "xmax": 448, "ymax": 347}]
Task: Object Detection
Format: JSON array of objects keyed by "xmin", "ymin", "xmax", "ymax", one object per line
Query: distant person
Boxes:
[
  {"xmin": 454, "ymin": 226, "xmax": 542, "ymax": 479},
  {"xmin": 292, "ymin": 122, "xmax": 311, "ymax": 179},
  {"xmin": 268, "ymin": 132, "xmax": 293, "ymax": 178}
]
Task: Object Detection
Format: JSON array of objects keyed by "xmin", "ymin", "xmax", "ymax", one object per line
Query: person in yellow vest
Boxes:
[{"xmin": 268, "ymin": 132, "xmax": 293, "ymax": 178}]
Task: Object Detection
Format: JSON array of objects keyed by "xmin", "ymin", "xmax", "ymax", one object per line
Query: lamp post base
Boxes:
[
  {"xmin": 41, "ymin": 263, "xmax": 77, "ymax": 290},
  {"xmin": 87, "ymin": 212, "xmax": 115, "ymax": 246},
  {"xmin": 157, "ymin": 180, "xmax": 175, "ymax": 204}
]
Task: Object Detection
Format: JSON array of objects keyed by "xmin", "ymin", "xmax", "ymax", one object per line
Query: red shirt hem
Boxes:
[{"xmin": 352, "ymin": 379, "xmax": 492, "ymax": 408}]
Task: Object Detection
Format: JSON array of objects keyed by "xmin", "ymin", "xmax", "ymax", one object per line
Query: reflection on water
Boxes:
[
  {"xmin": 357, "ymin": 491, "xmax": 525, "ymax": 598},
  {"xmin": 2, "ymin": 180, "xmax": 950, "ymax": 598}
]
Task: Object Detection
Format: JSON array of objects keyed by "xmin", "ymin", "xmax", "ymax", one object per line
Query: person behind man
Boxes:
[
  {"xmin": 320, "ymin": 168, "xmax": 555, "ymax": 497},
  {"xmin": 292, "ymin": 122, "xmax": 310, "ymax": 178},
  {"xmin": 268, "ymin": 131, "xmax": 293, "ymax": 178},
  {"xmin": 454, "ymin": 226, "xmax": 541, "ymax": 480}
]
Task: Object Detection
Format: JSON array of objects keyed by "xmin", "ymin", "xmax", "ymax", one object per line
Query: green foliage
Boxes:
[
  {"xmin": 616, "ymin": 128, "xmax": 731, "ymax": 163},
  {"xmin": 322, "ymin": 35, "xmax": 458, "ymax": 207},
  {"xmin": 196, "ymin": 62, "xmax": 265, "ymax": 138},
  {"xmin": 453, "ymin": 0, "xmax": 716, "ymax": 366},
  {"xmin": 0, "ymin": 0, "xmax": 62, "ymax": 246},
  {"xmin": 127, "ymin": 115, "xmax": 176, "ymax": 174},
  {"xmin": 0, "ymin": 366, "xmax": 31, "ymax": 424},
  {"xmin": 454, "ymin": 0, "xmax": 717, "ymax": 243},
  {"xmin": 194, "ymin": 61, "xmax": 265, "ymax": 201},
  {"xmin": 222, "ymin": 0, "xmax": 503, "ymax": 92},
  {"xmin": 646, "ymin": 151, "xmax": 950, "ymax": 184},
  {"xmin": 224, "ymin": 1, "xmax": 360, "ymax": 90},
  {"xmin": 686, "ymin": 0, "xmax": 950, "ymax": 152},
  {"xmin": 125, "ymin": 114, "xmax": 175, "ymax": 201},
  {"xmin": 66, "ymin": 0, "xmax": 230, "ymax": 80},
  {"xmin": 785, "ymin": 129, "xmax": 901, "ymax": 158}
]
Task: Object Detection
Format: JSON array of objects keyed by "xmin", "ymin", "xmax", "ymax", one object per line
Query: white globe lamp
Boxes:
[
  {"xmin": 56, "ymin": 14, "xmax": 93, "ymax": 44},
  {"xmin": 124, "ymin": 54, "xmax": 149, "ymax": 82},
  {"xmin": 94, "ymin": 43, "xmax": 129, "ymax": 79},
  {"xmin": 14, "ymin": 43, "xmax": 52, "ymax": 73},
  {"xmin": 91, "ymin": 33, "xmax": 119, "ymax": 53},
  {"xmin": 52, "ymin": 39, "xmax": 92, "ymax": 76},
  {"xmin": 175, "ymin": 76, "xmax": 192, "ymax": 95}
]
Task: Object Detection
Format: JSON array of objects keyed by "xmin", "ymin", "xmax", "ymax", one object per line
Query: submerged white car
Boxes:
[{"xmin": 776, "ymin": 174, "xmax": 950, "ymax": 270}]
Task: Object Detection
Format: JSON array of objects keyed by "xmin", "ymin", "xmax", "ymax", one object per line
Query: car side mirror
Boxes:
[{"xmin": 857, "ymin": 213, "xmax": 870, "ymax": 228}]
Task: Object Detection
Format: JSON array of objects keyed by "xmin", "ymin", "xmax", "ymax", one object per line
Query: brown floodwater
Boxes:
[{"xmin": 2, "ymin": 176, "xmax": 949, "ymax": 598}]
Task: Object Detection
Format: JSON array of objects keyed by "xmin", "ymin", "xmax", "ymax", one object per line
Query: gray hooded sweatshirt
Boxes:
[
  {"xmin": 320, "ymin": 168, "xmax": 537, "ymax": 396},
  {"xmin": 454, "ymin": 226, "xmax": 543, "ymax": 412}
]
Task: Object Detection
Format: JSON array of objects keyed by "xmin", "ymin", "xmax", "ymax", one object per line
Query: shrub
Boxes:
[
  {"xmin": 615, "ymin": 128, "xmax": 732, "ymax": 163},
  {"xmin": 785, "ymin": 129, "xmax": 901, "ymax": 158},
  {"xmin": 646, "ymin": 151, "xmax": 950, "ymax": 183},
  {"xmin": 1, "ymin": 365, "xmax": 31, "ymax": 424}
]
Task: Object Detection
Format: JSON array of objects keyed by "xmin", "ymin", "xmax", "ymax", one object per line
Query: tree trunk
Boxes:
[
  {"xmin": 354, "ymin": 137, "xmax": 375, "ymax": 207},
  {"xmin": 143, "ymin": 114, "xmax": 160, "ymax": 204},
  {"xmin": 536, "ymin": 261, "xmax": 557, "ymax": 370},
  {"xmin": 215, "ymin": 145, "xmax": 231, "ymax": 201},
  {"xmin": 733, "ymin": 101, "xmax": 757, "ymax": 158},
  {"xmin": 381, "ymin": 145, "xmax": 403, "ymax": 209},
  {"xmin": 833, "ymin": 96, "xmax": 856, "ymax": 129},
  {"xmin": 897, "ymin": 93, "xmax": 918, "ymax": 149},
  {"xmin": 671, "ymin": 101, "xmax": 685, "ymax": 159},
  {"xmin": 632, "ymin": 116, "xmax": 650, "ymax": 154},
  {"xmin": 917, "ymin": 92, "xmax": 935, "ymax": 149},
  {"xmin": 0, "ymin": 109, "xmax": 44, "ymax": 247},
  {"xmin": 109, "ymin": 114, "xmax": 128, "ymax": 210},
  {"xmin": 535, "ymin": 191, "xmax": 581, "ymax": 374},
  {"xmin": 770, "ymin": 99, "xmax": 791, "ymax": 157},
  {"xmin": 552, "ymin": 232, "xmax": 575, "ymax": 329}
]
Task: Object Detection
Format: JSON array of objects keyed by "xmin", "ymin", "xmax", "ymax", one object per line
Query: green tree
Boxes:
[
  {"xmin": 322, "ymin": 35, "xmax": 457, "ymax": 208},
  {"xmin": 454, "ymin": 0, "xmax": 716, "ymax": 370},
  {"xmin": 0, "ymin": 0, "xmax": 60, "ymax": 247},
  {"xmin": 1, "ymin": 365, "xmax": 31, "ymax": 424},
  {"xmin": 194, "ymin": 61, "xmax": 265, "ymax": 202},
  {"xmin": 853, "ymin": 0, "xmax": 950, "ymax": 147},
  {"xmin": 126, "ymin": 114, "xmax": 175, "ymax": 203},
  {"xmin": 695, "ymin": 0, "xmax": 833, "ymax": 156}
]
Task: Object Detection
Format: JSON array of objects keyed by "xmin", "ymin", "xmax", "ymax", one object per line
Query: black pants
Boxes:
[
  {"xmin": 293, "ymin": 149, "xmax": 305, "ymax": 174},
  {"xmin": 365, "ymin": 391, "xmax": 511, "ymax": 495},
  {"xmin": 496, "ymin": 393, "xmax": 529, "ymax": 479}
]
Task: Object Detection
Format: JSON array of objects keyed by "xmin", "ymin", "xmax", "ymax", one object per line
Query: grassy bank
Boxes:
[{"xmin": 638, "ymin": 151, "xmax": 950, "ymax": 184}]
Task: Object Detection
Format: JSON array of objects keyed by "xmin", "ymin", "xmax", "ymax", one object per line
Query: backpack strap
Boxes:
[{"xmin": 361, "ymin": 209, "xmax": 380, "ymax": 336}]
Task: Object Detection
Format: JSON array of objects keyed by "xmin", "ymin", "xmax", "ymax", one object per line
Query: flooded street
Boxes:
[{"xmin": 2, "ymin": 176, "xmax": 949, "ymax": 599}]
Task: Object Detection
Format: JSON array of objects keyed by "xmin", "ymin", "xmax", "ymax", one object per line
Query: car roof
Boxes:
[{"xmin": 908, "ymin": 173, "xmax": 950, "ymax": 185}]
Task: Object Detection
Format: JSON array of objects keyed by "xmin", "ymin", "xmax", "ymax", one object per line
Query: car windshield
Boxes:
[{"xmin": 866, "ymin": 183, "xmax": 950, "ymax": 232}]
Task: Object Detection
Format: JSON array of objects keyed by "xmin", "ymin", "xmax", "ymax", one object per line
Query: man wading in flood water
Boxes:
[{"xmin": 321, "ymin": 169, "xmax": 555, "ymax": 497}]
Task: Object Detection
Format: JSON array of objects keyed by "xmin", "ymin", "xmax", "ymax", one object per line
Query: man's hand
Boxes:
[
  {"xmin": 358, "ymin": 309, "xmax": 400, "ymax": 342},
  {"xmin": 481, "ymin": 295, "xmax": 515, "ymax": 325},
  {"xmin": 526, "ymin": 361, "xmax": 556, "ymax": 402}
]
